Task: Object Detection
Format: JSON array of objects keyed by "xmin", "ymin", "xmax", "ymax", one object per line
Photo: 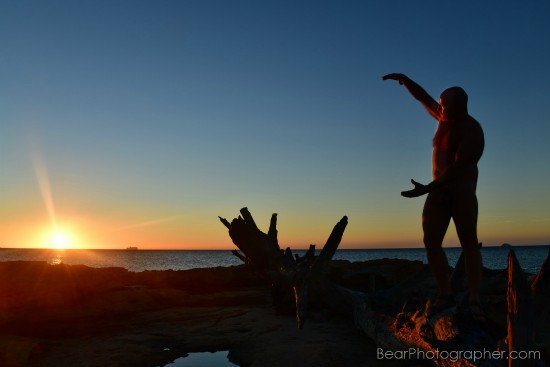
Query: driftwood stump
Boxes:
[{"xmin": 219, "ymin": 207, "xmax": 347, "ymax": 328}]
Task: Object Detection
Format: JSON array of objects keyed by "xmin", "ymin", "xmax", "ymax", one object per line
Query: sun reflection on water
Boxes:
[{"xmin": 49, "ymin": 251, "xmax": 65, "ymax": 265}]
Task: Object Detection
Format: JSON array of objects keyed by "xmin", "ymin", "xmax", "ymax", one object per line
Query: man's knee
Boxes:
[{"xmin": 423, "ymin": 234, "xmax": 443, "ymax": 251}]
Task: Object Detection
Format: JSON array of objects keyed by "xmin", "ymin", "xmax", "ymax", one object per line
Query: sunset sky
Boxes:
[{"xmin": 2, "ymin": 1, "xmax": 549, "ymax": 249}]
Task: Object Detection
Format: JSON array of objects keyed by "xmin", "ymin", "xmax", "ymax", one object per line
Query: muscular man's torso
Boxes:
[{"xmin": 432, "ymin": 116, "xmax": 484, "ymax": 184}]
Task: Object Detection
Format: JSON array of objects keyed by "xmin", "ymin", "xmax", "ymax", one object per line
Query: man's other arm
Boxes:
[{"xmin": 401, "ymin": 122, "xmax": 484, "ymax": 197}]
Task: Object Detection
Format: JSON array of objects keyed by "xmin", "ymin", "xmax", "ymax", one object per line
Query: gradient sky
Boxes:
[{"xmin": 1, "ymin": 1, "xmax": 549, "ymax": 249}]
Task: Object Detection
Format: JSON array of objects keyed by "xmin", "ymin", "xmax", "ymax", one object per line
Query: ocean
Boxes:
[{"xmin": 1, "ymin": 245, "xmax": 548, "ymax": 274}]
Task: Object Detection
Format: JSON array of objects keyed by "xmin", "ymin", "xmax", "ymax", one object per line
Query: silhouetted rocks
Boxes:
[
  {"xmin": 1, "ymin": 257, "xmax": 549, "ymax": 366},
  {"xmin": 0, "ymin": 260, "xmax": 397, "ymax": 366}
]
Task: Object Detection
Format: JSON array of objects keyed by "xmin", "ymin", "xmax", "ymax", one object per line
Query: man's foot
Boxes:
[
  {"xmin": 426, "ymin": 294, "xmax": 456, "ymax": 317},
  {"xmin": 467, "ymin": 301, "xmax": 486, "ymax": 323}
]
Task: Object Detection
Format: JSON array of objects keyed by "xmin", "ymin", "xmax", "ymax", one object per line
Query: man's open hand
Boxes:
[
  {"xmin": 401, "ymin": 179, "xmax": 429, "ymax": 198},
  {"xmin": 382, "ymin": 73, "xmax": 406, "ymax": 85}
]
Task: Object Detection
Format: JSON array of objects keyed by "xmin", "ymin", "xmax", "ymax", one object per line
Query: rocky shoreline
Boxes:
[{"xmin": 0, "ymin": 259, "xmax": 548, "ymax": 366}]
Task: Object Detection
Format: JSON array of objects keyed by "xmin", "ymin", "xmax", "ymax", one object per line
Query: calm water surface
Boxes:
[
  {"xmin": 1, "ymin": 246, "xmax": 548, "ymax": 274},
  {"xmin": 164, "ymin": 352, "xmax": 236, "ymax": 367}
]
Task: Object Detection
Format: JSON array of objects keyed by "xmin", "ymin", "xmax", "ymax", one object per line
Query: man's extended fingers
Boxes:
[
  {"xmin": 382, "ymin": 73, "xmax": 405, "ymax": 83},
  {"xmin": 401, "ymin": 190, "xmax": 414, "ymax": 198}
]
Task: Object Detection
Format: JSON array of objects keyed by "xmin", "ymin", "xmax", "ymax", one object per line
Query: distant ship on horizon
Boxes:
[{"xmin": 125, "ymin": 246, "xmax": 139, "ymax": 251}]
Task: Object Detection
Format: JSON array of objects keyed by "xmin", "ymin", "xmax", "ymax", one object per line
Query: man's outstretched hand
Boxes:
[
  {"xmin": 401, "ymin": 179, "xmax": 430, "ymax": 198},
  {"xmin": 382, "ymin": 73, "xmax": 406, "ymax": 85}
]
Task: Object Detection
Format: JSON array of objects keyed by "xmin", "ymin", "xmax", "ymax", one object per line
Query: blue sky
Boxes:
[{"xmin": 1, "ymin": 1, "xmax": 549, "ymax": 249}]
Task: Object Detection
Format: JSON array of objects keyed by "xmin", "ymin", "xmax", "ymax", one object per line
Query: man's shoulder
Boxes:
[
  {"xmin": 468, "ymin": 115, "xmax": 482, "ymax": 126},
  {"xmin": 465, "ymin": 116, "xmax": 485, "ymax": 150},
  {"xmin": 465, "ymin": 116, "xmax": 483, "ymax": 133}
]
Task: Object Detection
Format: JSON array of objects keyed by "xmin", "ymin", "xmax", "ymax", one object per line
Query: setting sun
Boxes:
[{"xmin": 46, "ymin": 228, "xmax": 75, "ymax": 249}]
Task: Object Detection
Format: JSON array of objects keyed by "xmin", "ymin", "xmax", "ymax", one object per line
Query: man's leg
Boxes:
[
  {"xmin": 422, "ymin": 190, "xmax": 452, "ymax": 297},
  {"xmin": 452, "ymin": 187, "xmax": 482, "ymax": 303}
]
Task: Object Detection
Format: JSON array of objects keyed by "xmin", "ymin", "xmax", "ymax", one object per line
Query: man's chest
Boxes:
[{"xmin": 433, "ymin": 122, "xmax": 461, "ymax": 151}]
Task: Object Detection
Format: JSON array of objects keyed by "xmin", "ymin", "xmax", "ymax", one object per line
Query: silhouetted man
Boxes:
[{"xmin": 383, "ymin": 73, "xmax": 485, "ymax": 320}]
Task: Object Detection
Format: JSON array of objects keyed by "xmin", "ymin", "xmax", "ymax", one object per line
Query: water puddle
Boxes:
[{"xmin": 164, "ymin": 351, "xmax": 237, "ymax": 367}]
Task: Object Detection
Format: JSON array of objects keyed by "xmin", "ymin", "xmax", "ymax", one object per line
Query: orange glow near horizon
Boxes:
[
  {"xmin": 7, "ymin": 140, "xmax": 545, "ymax": 250},
  {"xmin": 2, "ymin": 215, "xmax": 549, "ymax": 250}
]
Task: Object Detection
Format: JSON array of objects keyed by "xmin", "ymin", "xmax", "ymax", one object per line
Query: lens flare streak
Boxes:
[{"xmin": 30, "ymin": 146, "xmax": 58, "ymax": 230}]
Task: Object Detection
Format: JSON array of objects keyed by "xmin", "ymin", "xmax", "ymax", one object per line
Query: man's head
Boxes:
[{"xmin": 439, "ymin": 86, "xmax": 468, "ymax": 120}]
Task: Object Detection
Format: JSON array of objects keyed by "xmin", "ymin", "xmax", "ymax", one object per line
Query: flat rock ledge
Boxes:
[{"xmin": 0, "ymin": 260, "xmax": 548, "ymax": 366}]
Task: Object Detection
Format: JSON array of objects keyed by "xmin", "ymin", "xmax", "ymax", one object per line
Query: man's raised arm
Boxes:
[{"xmin": 382, "ymin": 73, "xmax": 441, "ymax": 120}]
